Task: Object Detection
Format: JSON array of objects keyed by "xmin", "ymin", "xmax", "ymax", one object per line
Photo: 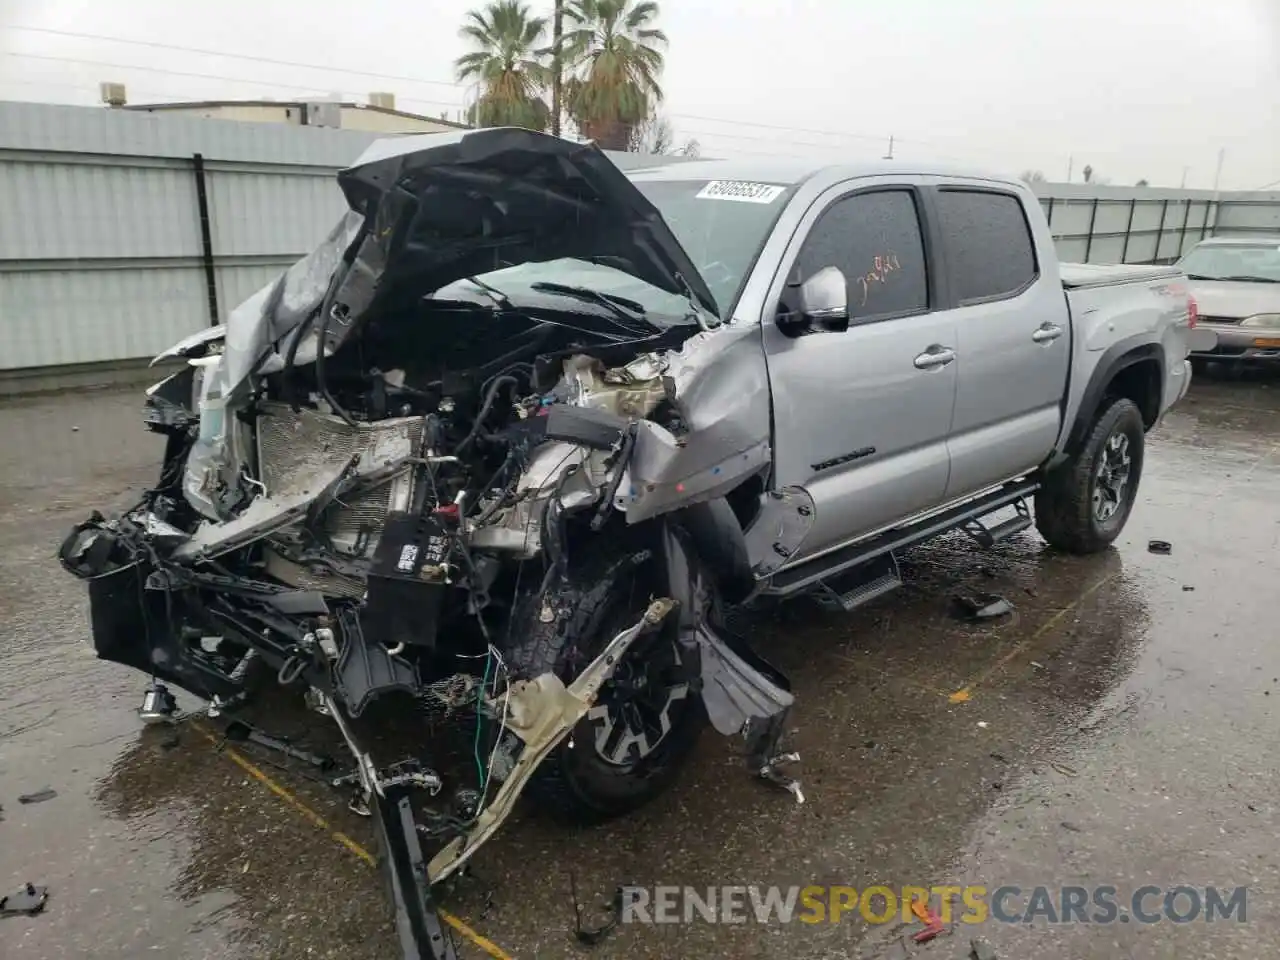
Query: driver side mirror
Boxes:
[
  {"xmin": 801, "ymin": 266, "xmax": 850, "ymax": 332},
  {"xmin": 778, "ymin": 266, "xmax": 850, "ymax": 335}
]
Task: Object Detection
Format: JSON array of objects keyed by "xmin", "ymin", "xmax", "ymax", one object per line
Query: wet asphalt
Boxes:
[{"xmin": 1, "ymin": 368, "xmax": 1277, "ymax": 960}]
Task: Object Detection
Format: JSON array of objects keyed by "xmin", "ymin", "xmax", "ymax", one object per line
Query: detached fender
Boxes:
[
  {"xmin": 657, "ymin": 520, "xmax": 793, "ymax": 744},
  {"xmin": 1057, "ymin": 336, "xmax": 1165, "ymax": 462}
]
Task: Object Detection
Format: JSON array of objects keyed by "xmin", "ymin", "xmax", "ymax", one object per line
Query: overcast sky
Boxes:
[{"xmin": 1, "ymin": 0, "xmax": 1276, "ymax": 189}]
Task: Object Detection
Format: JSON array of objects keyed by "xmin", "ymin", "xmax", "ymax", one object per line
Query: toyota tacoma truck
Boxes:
[{"xmin": 59, "ymin": 127, "xmax": 1200, "ymax": 958}]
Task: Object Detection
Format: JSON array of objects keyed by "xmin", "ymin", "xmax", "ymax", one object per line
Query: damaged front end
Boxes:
[{"xmin": 59, "ymin": 128, "xmax": 808, "ymax": 958}]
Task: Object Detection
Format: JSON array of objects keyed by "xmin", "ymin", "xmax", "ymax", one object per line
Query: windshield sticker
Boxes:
[{"xmin": 696, "ymin": 180, "xmax": 785, "ymax": 204}]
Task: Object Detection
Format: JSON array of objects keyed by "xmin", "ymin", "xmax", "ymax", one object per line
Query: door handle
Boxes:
[
  {"xmin": 1032, "ymin": 324, "xmax": 1064, "ymax": 343},
  {"xmin": 913, "ymin": 346, "xmax": 956, "ymax": 370}
]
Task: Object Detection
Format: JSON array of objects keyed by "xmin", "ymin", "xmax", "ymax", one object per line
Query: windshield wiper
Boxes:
[
  {"xmin": 528, "ymin": 282, "xmax": 657, "ymax": 337},
  {"xmin": 461, "ymin": 276, "xmax": 515, "ymax": 308}
]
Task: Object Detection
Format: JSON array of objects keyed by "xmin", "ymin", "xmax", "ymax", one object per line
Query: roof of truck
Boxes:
[{"xmin": 622, "ymin": 156, "xmax": 1023, "ymax": 188}]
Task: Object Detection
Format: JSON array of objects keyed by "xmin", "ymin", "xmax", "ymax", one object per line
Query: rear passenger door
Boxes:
[
  {"xmin": 762, "ymin": 180, "xmax": 958, "ymax": 562},
  {"xmin": 929, "ymin": 183, "xmax": 1070, "ymax": 500}
]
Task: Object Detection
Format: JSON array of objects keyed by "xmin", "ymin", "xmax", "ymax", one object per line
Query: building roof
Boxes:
[{"xmin": 123, "ymin": 99, "xmax": 471, "ymax": 129}]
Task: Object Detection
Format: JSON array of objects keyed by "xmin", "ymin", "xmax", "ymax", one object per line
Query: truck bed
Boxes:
[{"xmin": 1059, "ymin": 262, "xmax": 1182, "ymax": 289}]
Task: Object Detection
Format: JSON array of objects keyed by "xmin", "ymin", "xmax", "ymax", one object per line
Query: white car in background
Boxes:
[{"xmin": 1178, "ymin": 237, "xmax": 1280, "ymax": 369}]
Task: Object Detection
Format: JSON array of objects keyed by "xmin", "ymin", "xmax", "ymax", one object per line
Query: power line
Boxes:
[
  {"xmin": 0, "ymin": 51, "xmax": 464, "ymax": 110},
  {"xmin": 4, "ymin": 24, "xmax": 465, "ymax": 90},
  {"xmin": 3, "ymin": 23, "xmax": 961, "ymax": 151},
  {"xmin": 671, "ymin": 110, "xmax": 920, "ymax": 146},
  {"xmin": 679, "ymin": 126, "xmax": 880, "ymax": 154}
]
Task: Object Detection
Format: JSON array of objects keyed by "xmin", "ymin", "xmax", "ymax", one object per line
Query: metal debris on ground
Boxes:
[
  {"xmin": 951, "ymin": 593, "xmax": 1014, "ymax": 621},
  {"xmin": 1147, "ymin": 539, "xmax": 1172, "ymax": 554},
  {"xmin": 17, "ymin": 787, "xmax": 57, "ymax": 805},
  {"xmin": 569, "ymin": 874, "xmax": 624, "ymax": 947},
  {"xmin": 0, "ymin": 883, "xmax": 49, "ymax": 918}
]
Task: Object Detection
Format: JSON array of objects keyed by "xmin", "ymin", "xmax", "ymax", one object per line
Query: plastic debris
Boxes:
[
  {"xmin": 951, "ymin": 593, "xmax": 1014, "ymax": 621},
  {"xmin": 909, "ymin": 897, "xmax": 945, "ymax": 943},
  {"xmin": 1148, "ymin": 540, "xmax": 1172, "ymax": 554},
  {"xmin": 17, "ymin": 788, "xmax": 57, "ymax": 805},
  {"xmin": 0, "ymin": 883, "xmax": 49, "ymax": 918}
]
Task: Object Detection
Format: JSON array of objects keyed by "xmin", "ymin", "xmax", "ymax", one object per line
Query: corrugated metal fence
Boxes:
[
  {"xmin": 3, "ymin": 101, "xmax": 1279, "ymax": 377},
  {"xmin": 1033, "ymin": 182, "xmax": 1280, "ymax": 266}
]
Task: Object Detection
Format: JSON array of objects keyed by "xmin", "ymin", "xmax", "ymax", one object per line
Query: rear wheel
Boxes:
[
  {"xmin": 1035, "ymin": 397, "xmax": 1145, "ymax": 554},
  {"xmin": 502, "ymin": 544, "xmax": 705, "ymax": 823}
]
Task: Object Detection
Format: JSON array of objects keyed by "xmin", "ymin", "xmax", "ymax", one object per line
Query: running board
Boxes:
[
  {"xmin": 959, "ymin": 498, "xmax": 1032, "ymax": 548},
  {"xmin": 763, "ymin": 479, "xmax": 1039, "ymax": 598},
  {"xmin": 813, "ymin": 553, "xmax": 902, "ymax": 613}
]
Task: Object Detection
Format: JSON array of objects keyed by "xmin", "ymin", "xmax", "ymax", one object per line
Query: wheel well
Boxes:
[{"xmin": 1104, "ymin": 358, "xmax": 1161, "ymax": 429}]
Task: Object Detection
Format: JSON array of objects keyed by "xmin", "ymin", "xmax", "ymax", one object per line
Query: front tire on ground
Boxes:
[
  {"xmin": 501, "ymin": 545, "xmax": 706, "ymax": 824},
  {"xmin": 1035, "ymin": 397, "xmax": 1145, "ymax": 554}
]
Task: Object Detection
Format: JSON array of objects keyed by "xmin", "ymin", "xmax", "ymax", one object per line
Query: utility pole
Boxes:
[
  {"xmin": 1066, "ymin": 156, "xmax": 1073, "ymax": 182},
  {"xmin": 1213, "ymin": 148, "xmax": 1226, "ymax": 191},
  {"xmin": 1180, "ymin": 166, "xmax": 1189, "ymax": 188},
  {"xmin": 883, "ymin": 134, "xmax": 894, "ymax": 160},
  {"xmin": 551, "ymin": 0, "xmax": 564, "ymax": 137}
]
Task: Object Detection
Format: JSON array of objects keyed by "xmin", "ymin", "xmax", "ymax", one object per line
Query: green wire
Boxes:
[{"xmin": 473, "ymin": 651, "xmax": 492, "ymax": 792}]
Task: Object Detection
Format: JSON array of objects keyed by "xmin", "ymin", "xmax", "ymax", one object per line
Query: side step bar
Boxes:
[
  {"xmin": 960, "ymin": 498, "xmax": 1032, "ymax": 548},
  {"xmin": 763, "ymin": 479, "xmax": 1039, "ymax": 598},
  {"xmin": 813, "ymin": 553, "xmax": 902, "ymax": 614}
]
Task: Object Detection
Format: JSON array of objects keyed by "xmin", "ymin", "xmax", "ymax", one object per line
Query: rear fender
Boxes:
[{"xmin": 1058, "ymin": 338, "xmax": 1165, "ymax": 462}]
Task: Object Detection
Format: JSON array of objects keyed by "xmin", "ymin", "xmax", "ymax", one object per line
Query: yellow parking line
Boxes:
[
  {"xmin": 947, "ymin": 573, "xmax": 1117, "ymax": 703},
  {"xmin": 193, "ymin": 722, "xmax": 515, "ymax": 960}
]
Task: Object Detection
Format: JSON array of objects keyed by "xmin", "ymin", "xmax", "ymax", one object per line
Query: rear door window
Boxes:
[
  {"xmin": 793, "ymin": 189, "xmax": 929, "ymax": 323},
  {"xmin": 935, "ymin": 189, "xmax": 1038, "ymax": 304}
]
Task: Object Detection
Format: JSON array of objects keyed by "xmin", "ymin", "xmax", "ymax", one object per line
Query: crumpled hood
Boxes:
[
  {"xmin": 326, "ymin": 127, "xmax": 718, "ymax": 340},
  {"xmin": 189, "ymin": 128, "xmax": 718, "ymax": 395}
]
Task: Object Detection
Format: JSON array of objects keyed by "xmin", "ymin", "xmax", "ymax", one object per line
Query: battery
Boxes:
[{"xmin": 360, "ymin": 512, "xmax": 450, "ymax": 650}]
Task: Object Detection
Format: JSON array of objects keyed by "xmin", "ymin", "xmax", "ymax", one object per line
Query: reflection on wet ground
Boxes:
[{"xmin": 1, "ymin": 368, "xmax": 1277, "ymax": 959}]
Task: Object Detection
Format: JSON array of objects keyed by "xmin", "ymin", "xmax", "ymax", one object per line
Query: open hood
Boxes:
[{"xmin": 325, "ymin": 127, "xmax": 720, "ymax": 340}]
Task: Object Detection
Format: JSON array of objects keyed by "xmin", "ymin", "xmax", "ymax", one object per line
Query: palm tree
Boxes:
[
  {"xmin": 455, "ymin": 0, "xmax": 551, "ymax": 131},
  {"xmin": 551, "ymin": 0, "xmax": 565, "ymax": 136},
  {"xmin": 562, "ymin": 0, "xmax": 667, "ymax": 150}
]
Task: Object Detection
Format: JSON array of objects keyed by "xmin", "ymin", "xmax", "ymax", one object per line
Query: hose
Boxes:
[
  {"xmin": 282, "ymin": 309, "xmax": 318, "ymax": 413},
  {"xmin": 455, "ymin": 375, "xmax": 517, "ymax": 456}
]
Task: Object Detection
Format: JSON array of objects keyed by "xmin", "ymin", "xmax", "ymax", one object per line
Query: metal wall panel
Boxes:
[
  {"xmin": 0, "ymin": 157, "xmax": 200, "ymax": 260},
  {"xmin": 0, "ymin": 266, "xmax": 207, "ymax": 368},
  {"xmin": 2, "ymin": 101, "xmax": 1280, "ymax": 373},
  {"xmin": 206, "ymin": 168, "xmax": 348, "ymax": 257}
]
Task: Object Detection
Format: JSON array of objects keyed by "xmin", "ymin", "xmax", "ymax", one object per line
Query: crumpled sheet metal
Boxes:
[
  {"xmin": 697, "ymin": 625, "xmax": 795, "ymax": 737},
  {"xmin": 621, "ymin": 325, "xmax": 772, "ymax": 522},
  {"xmin": 742, "ymin": 486, "xmax": 817, "ymax": 576}
]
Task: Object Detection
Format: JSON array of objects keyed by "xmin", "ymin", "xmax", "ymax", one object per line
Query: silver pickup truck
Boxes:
[{"xmin": 59, "ymin": 128, "xmax": 1198, "ymax": 958}]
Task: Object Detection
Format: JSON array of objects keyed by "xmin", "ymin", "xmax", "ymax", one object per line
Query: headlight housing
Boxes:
[{"xmin": 1240, "ymin": 313, "xmax": 1280, "ymax": 328}]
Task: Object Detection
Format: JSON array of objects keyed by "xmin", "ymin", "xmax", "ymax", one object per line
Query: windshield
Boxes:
[
  {"xmin": 634, "ymin": 178, "xmax": 798, "ymax": 313},
  {"xmin": 1178, "ymin": 243, "xmax": 1280, "ymax": 282},
  {"xmin": 434, "ymin": 178, "xmax": 797, "ymax": 324}
]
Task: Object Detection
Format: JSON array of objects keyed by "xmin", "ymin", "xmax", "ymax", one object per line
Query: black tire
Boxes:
[
  {"xmin": 1035, "ymin": 397, "xmax": 1145, "ymax": 554},
  {"xmin": 502, "ymin": 544, "xmax": 706, "ymax": 824}
]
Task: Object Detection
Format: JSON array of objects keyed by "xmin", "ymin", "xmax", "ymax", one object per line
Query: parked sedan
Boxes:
[{"xmin": 1177, "ymin": 237, "xmax": 1280, "ymax": 368}]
